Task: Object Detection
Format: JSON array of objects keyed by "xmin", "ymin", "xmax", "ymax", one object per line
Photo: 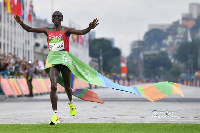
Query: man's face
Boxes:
[
  {"xmin": 52, "ymin": 12, "xmax": 63, "ymax": 26},
  {"xmin": 26, "ymin": 64, "xmax": 31, "ymax": 69}
]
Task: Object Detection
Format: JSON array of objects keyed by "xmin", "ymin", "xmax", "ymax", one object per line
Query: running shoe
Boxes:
[
  {"xmin": 49, "ymin": 114, "xmax": 60, "ymax": 125},
  {"xmin": 69, "ymin": 103, "xmax": 76, "ymax": 116}
]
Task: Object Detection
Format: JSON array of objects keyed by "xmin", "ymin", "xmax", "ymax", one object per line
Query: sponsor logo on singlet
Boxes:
[{"xmin": 49, "ymin": 33, "xmax": 64, "ymax": 51}]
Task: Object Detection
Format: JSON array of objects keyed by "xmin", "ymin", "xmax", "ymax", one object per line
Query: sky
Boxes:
[{"xmin": 25, "ymin": 0, "xmax": 200, "ymax": 56}]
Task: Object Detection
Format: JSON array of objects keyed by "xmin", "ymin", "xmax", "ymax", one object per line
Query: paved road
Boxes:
[{"xmin": 0, "ymin": 84, "xmax": 200, "ymax": 124}]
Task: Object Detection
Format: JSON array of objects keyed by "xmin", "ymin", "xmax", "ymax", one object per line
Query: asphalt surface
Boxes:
[{"xmin": 0, "ymin": 83, "xmax": 200, "ymax": 124}]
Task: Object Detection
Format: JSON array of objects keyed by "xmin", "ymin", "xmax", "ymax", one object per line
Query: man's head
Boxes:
[
  {"xmin": 52, "ymin": 11, "xmax": 63, "ymax": 26},
  {"xmin": 27, "ymin": 63, "xmax": 31, "ymax": 68}
]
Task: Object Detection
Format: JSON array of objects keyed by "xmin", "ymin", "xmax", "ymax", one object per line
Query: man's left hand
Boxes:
[{"xmin": 89, "ymin": 18, "xmax": 99, "ymax": 29}]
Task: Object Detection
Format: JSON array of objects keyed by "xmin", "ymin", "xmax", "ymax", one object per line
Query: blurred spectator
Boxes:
[
  {"xmin": 127, "ymin": 75, "xmax": 130, "ymax": 86},
  {"xmin": 89, "ymin": 83, "xmax": 92, "ymax": 90},
  {"xmin": 33, "ymin": 60, "xmax": 40, "ymax": 75},
  {"xmin": 25, "ymin": 63, "xmax": 34, "ymax": 97},
  {"xmin": 14, "ymin": 57, "xmax": 24, "ymax": 76},
  {"xmin": 0, "ymin": 52, "xmax": 47, "ymax": 78},
  {"xmin": 117, "ymin": 74, "xmax": 120, "ymax": 84},
  {"xmin": 113, "ymin": 73, "xmax": 117, "ymax": 83},
  {"xmin": 7, "ymin": 63, "xmax": 15, "ymax": 75},
  {"xmin": 122, "ymin": 77, "xmax": 126, "ymax": 86},
  {"xmin": 0, "ymin": 58, "xmax": 10, "ymax": 77}
]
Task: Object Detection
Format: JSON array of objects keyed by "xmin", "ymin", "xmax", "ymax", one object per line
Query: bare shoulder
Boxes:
[
  {"xmin": 43, "ymin": 27, "xmax": 51, "ymax": 32},
  {"xmin": 64, "ymin": 27, "xmax": 73, "ymax": 32},
  {"xmin": 64, "ymin": 27, "xmax": 74, "ymax": 35}
]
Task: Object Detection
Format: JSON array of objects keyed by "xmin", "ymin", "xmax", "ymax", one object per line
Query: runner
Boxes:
[{"xmin": 14, "ymin": 11, "xmax": 99, "ymax": 125}]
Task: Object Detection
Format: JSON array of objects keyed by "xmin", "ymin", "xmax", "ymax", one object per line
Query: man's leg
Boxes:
[
  {"xmin": 49, "ymin": 67, "xmax": 60, "ymax": 125},
  {"xmin": 49, "ymin": 67, "xmax": 59, "ymax": 111},
  {"xmin": 61, "ymin": 66, "xmax": 76, "ymax": 116},
  {"xmin": 27, "ymin": 81, "xmax": 33, "ymax": 97},
  {"xmin": 61, "ymin": 66, "xmax": 72, "ymax": 101}
]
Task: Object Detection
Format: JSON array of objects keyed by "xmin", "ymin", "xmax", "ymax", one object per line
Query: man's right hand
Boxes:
[{"xmin": 14, "ymin": 15, "xmax": 23, "ymax": 24}]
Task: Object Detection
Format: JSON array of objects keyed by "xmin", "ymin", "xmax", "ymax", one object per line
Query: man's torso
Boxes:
[{"xmin": 47, "ymin": 27, "xmax": 69, "ymax": 52}]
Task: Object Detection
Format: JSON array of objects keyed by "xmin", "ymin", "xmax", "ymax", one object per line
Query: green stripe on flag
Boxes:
[
  {"xmin": 153, "ymin": 81, "xmax": 173, "ymax": 96},
  {"xmin": 136, "ymin": 86, "xmax": 145, "ymax": 96},
  {"xmin": 45, "ymin": 51, "xmax": 104, "ymax": 86},
  {"xmin": 75, "ymin": 89, "xmax": 87, "ymax": 98}
]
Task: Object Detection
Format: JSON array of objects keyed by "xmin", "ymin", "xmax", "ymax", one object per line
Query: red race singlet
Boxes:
[{"xmin": 47, "ymin": 27, "xmax": 69, "ymax": 52}]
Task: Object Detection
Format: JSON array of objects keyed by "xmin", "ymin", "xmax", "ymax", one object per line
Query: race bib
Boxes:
[{"xmin": 49, "ymin": 39, "xmax": 64, "ymax": 51}]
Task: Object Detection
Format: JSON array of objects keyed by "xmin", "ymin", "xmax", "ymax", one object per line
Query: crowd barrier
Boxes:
[
  {"xmin": 0, "ymin": 76, "xmax": 139, "ymax": 98},
  {"xmin": 182, "ymin": 79, "xmax": 200, "ymax": 87},
  {"xmin": 1, "ymin": 77, "xmax": 91, "ymax": 98}
]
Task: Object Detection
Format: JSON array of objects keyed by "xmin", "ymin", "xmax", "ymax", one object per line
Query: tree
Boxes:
[
  {"xmin": 168, "ymin": 64, "xmax": 184, "ymax": 82},
  {"xmin": 174, "ymin": 41, "xmax": 200, "ymax": 72},
  {"xmin": 191, "ymin": 16, "xmax": 200, "ymax": 37},
  {"xmin": 144, "ymin": 51, "xmax": 172, "ymax": 79},
  {"xmin": 144, "ymin": 29, "xmax": 168, "ymax": 50},
  {"xmin": 127, "ymin": 49, "xmax": 139, "ymax": 77},
  {"xmin": 89, "ymin": 38, "xmax": 112, "ymax": 58},
  {"xmin": 89, "ymin": 38, "xmax": 121, "ymax": 73}
]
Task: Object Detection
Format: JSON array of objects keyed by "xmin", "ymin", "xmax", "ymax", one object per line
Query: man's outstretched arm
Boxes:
[
  {"xmin": 14, "ymin": 15, "xmax": 49, "ymax": 36},
  {"xmin": 68, "ymin": 18, "xmax": 99, "ymax": 35}
]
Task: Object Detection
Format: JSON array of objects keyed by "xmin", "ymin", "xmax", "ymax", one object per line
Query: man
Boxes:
[
  {"xmin": 26, "ymin": 63, "xmax": 34, "ymax": 97},
  {"xmin": 14, "ymin": 11, "xmax": 99, "ymax": 125}
]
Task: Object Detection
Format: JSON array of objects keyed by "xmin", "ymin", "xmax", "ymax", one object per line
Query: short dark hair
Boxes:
[{"xmin": 52, "ymin": 11, "xmax": 63, "ymax": 19}]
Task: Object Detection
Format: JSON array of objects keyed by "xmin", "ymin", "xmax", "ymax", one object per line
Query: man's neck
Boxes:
[{"xmin": 54, "ymin": 24, "xmax": 61, "ymax": 31}]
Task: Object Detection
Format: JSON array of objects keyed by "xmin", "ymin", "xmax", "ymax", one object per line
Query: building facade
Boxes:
[
  {"xmin": 1, "ymin": 2, "xmax": 90, "ymax": 65},
  {"xmin": 189, "ymin": 3, "xmax": 200, "ymax": 19}
]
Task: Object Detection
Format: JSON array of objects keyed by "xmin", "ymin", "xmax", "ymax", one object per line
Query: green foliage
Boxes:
[
  {"xmin": 191, "ymin": 16, "xmax": 200, "ymax": 34},
  {"xmin": 89, "ymin": 38, "xmax": 112, "ymax": 58},
  {"xmin": 174, "ymin": 41, "xmax": 200, "ymax": 71},
  {"xmin": 1, "ymin": 123, "xmax": 200, "ymax": 133},
  {"xmin": 168, "ymin": 64, "xmax": 184, "ymax": 81},
  {"xmin": 144, "ymin": 51, "xmax": 172, "ymax": 78},
  {"xmin": 144, "ymin": 29, "xmax": 168, "ymax": 50},
  {"xmin": 127, "ymin": 55, "xmax": 139, "ymax": 77},
  {"xmin": 89, "ymin": 38, "xmax": 121, "ymax": 73}
]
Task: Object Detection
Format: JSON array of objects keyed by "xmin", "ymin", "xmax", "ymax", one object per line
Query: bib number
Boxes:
[{"xmin": 49, "ymin": 39, "xmax": 64, "ymax": 51}]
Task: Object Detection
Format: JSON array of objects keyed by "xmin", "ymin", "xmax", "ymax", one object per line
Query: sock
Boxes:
[
  {"xmin": 54, "ymin": 110, "xmax": 57, "ymax": 116},
  {"xmin": 69, "ymin": 100, "xmax": 73, "ymax": 104}
]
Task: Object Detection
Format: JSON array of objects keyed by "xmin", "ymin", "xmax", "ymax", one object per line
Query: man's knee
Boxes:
[
  {"xmin": 64, "ymin": 85, "xmax": 71, "ymax": 91},
  {"xmin": 51, "ymin": 83, "xmax": 57, "ymax": 91}
]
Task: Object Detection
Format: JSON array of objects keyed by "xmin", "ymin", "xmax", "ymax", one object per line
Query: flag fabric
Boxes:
[
  {"xmin": 3, "ymin": 0, "xmax": 7, "ymax": 11},
  {"xmin": 28, "ymin": 0, "xmax": 35, "ymax": 22},
  {"xmin": 72, "ymin": 34, "xmax": 77, "ymax": 42},
  {"xmin": 30, "ymin": 0, "xmax": 36, "ymax": 17},
  {"xmin": 16, "ymin": 0, "xmax": 22, "ymax": 16},
  {"xmin": 32, "ymin": 2, "xmax": 36, "ymax": 17},
  {"xmin": 79, "ymin": 35, "xmax": 83, "ymax": 45},
  {"xmin": 21, "ymin": 0, "xmax": 25, "ymax": 20},
  {"xmin": 7, "ymin": 0, "xmax": 11, "ymax": 14},
  {"xmin": 10, "ymin": 0, "xmax": 15, "ymax": 15},
  {"xmin": 28, "ymin": 0, "xmax": 32, "ymax": 22},
  {"xmin": 45, "ymin": 51, "xmax": 184, "ymax": 102},
  {"xmin": 72, "ymin": 89, "xmax": 104, "ymax": 104},
  {"xmin": 83, "ymin": 35, "xmax": 89, "ymax": 47}
]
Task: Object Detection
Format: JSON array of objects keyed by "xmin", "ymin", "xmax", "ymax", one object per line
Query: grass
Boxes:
[{"xmin": 0, "ymin": 123, "xmax": 200, "ymax": 133}]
